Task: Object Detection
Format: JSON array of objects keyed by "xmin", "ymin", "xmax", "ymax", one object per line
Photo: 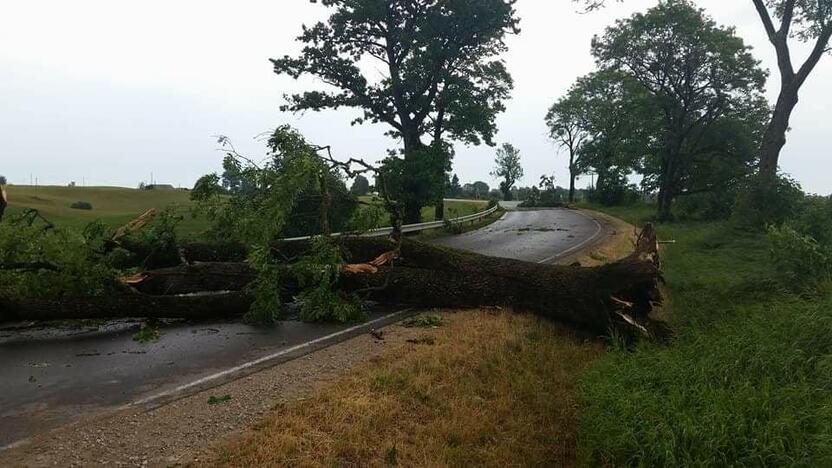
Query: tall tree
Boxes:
[
  {"xmin": 580, "ymin": 0, "xmax": 832, "ymax": 179},
  {"xmin": 751, "ymin": 0, "xmax": 832, "ymax": 177},
  {"xmin": 273, "ymin": 0, "xmax": 519, "ymax": 223},
  {"xmin": 546, "ymin": 90, "xmax": 590, "ymax": 202},
  {"xmin": 447, "ymin": 173, "xmax": 463, "ymax": 198},
  {"xmin": 350, "ymin": 174, "xmax": 371, "ymax": 196},
  {"xmin": 573, "ymin": 71, "xmax": 656, "ymax": 205},
  {"xmin": 592, "ymin": 0, "xmax": 767, "ymax": 219},
  {"xmin": 491, "ymin": 143, "xmax": 524, "ymax": 201}
]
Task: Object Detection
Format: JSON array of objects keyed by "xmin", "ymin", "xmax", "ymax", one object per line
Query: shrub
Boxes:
[
  {"xmin": 793, "ymin": 195, "xmax": 832, "ymax": 246},
  {"xmin": 768, "ymin": 225, "xmax": 832, "ymax": 285},
  {"xmin": 677, "ymin": 189, "xmax": 740, "ymax": 221},
  {"xmin": 733, "ymin": 174, "xmax": 804, "ymax": 230},
  {"xmin": 70, "ymin": 201, "xmax": 93, "ymax": 210}
]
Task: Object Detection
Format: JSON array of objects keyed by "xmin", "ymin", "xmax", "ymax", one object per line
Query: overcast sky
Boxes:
[{"xmin": 1, "ymin": 1, "xmax": 829, "ymax": 194}]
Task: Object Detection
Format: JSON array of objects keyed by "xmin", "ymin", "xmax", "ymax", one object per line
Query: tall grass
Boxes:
[{"xmin": 578, "ymin": 216, "xmax": 832, "ymax": 465}]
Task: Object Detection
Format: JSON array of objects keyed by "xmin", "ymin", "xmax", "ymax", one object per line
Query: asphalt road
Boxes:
[
  {"xmin": 0, "ymin": 206, "xmax": 604, "ymax": 449},
  {"xmin": 434, "ymin": 204, "xmax": 603, "ymax": 264}
]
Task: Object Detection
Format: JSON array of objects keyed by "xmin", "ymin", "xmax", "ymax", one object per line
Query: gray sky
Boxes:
[{"xmin": 2, "ymin": 0, "xmax": 830, "ymax": 194}]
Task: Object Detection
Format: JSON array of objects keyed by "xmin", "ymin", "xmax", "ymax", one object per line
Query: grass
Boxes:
[
  {"xmin": 400, "ymin": 312, "xmax": 444, "ymax": 328},
  {"xmin": 358, "ymin": 195, "xmax": 488, "ymax": 224},
  {"xmin": 578, "ymin": 204, "xmax": 832, "ymax": 466},
  {"xmin": 208, "ymin": 395, "xmax": 233, "ymax": 406},
  {"xmin": 4, "ymin": 185, "xmax": 209, "ymax": 236},
  {"xmin": 215, "ymin": 310, "xmax": 603, "ymax": 466},
  {"xmin": 132, "ymin": 324, "xmax": 161, "ymax": 343},
  {"xmin": 4, "ymin": 186, "xmax": 488, "ymax": 239}
]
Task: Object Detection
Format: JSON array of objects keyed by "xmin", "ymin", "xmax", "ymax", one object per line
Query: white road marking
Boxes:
[
  {"xmin": 537, "ymin": 210, "xmax": 603, "ymax": 264},
  {"xmin": 128, "ymin": 309, "xmax": 412, "ymax": 407}
]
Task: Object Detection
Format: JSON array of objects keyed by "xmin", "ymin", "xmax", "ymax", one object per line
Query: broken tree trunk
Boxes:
[{"xmin": 0, "ymin": 226, "xmax": 667, "ymax": 338}]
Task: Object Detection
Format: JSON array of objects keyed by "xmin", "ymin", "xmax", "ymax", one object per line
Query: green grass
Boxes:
[
  {"xmin": 4, "ymin": 185, "xmax": 209, "ymax": 236},
  {"xmin": 358, "ymin": 195, "xmax": 488, "ymax": 224},
  {"xmin": 578, "ymin": 204, "xmax": 832, "ymax": 466},
  {"xmin": 4, "ymin": 187, "xmax": 488, "ymax": 239}
]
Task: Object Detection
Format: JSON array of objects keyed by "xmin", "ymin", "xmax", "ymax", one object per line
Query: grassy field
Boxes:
[
  {"xmin": 358, "ymin": 195, "xmax": 488, "ymax": 224},
  {"xmin": 215, "ymin": 310, "xmax": 602, "ymax": 466},
  {"xmin": 577, "ymin": 203, "xmax": 832, "ymax": 465},
  {"xmin": 4, "ymin": 186, "xmax": 488, "ymax": 237},
  {"xmin": 4, "ymin": 185, "xmax": 206, "ymax": 234}
]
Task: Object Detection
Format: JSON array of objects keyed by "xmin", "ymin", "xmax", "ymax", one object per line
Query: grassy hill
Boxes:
[
  {"xmin": 4, "ymin": 186, "xmax": 488, "ymax": 237},
  {"xmin": 4, "ymin": 185, "xmax": 202, "ymax": 232}
]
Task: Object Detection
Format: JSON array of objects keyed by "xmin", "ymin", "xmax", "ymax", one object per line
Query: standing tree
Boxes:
[
  {"xmin": 592, "ymin": 0, "xmax": 768, "ymax": 220},
  {"xmin": 580, "ymin": 0, "xmax": 832, "ymax": 180},
  {"xmin": 491, "ymin": 143, "xmax": 524, "ymax": 201},
  {"xmin": 272, "ymin": 0, "xmax": 519, "ymax": 223},
  {"xmin": 546, "ymin": 91, "xmax": 590, "ymax": 203},
  {"xmin": 350, "ymin": 175, "xmax": 371, "ymax": 196},
  {"xmin": 447, "ymin": 173, "xmax": 463, "ymax": 198},
  {"xmin": 751, "ymin": 0, "xmax": 832, "ymax": 178},
  {"xmin": 567, "ymin": 71, "xmax": 654, "ymax": 206}
]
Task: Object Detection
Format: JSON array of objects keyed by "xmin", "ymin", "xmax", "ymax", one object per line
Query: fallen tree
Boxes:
[
  {"xmin": 0, "ymin": 127, "xmax": 669, "ymax": 340},
  {"xmin": 0, "ymin": 225, "xmax": 668, "ymax": 339}
]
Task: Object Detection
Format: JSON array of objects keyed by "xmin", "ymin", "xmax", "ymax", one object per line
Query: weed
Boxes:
[
  {"xmin": 406, "ymin": 335, "xmax": 436, "ymax": 345},
  {"xmin": 401, "ymin": 313, "xmax": 444, "ymax": 328},
  {"xmin": 446, "ymin": 434, "xmax": 463, "ymax": 448},
  {"xmin": 384, "ymin": 446, "xmax": 398, "ymax": 466},
  {"xmin": 208, "ymin": 394, "xmax": 232, "ymax": 405},
  {"xmin": 132, "ymin": 324, "xmax": 160, "ymax": 343},
  {"xmin": 371, "ymin": 371, "xmax": 408, "ymax": 392}
]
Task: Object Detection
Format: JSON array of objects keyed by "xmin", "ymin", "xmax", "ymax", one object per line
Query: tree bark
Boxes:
[
  {"xmin": 434, "ymin": 199, "xmax": 445, "ymax": 221},
  {"xmin": 752, "ymin": 1, "xmax": 832, "ymax": 178},
  {"xmin": 758, "ymin": 88, "xmax": 798, "ymax": 177},
  {"xmin": 0, "ymin": 185, "xmax": 7, "ymax": 223},
  {"xmin": 402, "ymin": 133, "xmax": 425, "ymax": 225},
  {"xmin": 0, "ymin": 235, "xmax": 667, "ymax": 338}
]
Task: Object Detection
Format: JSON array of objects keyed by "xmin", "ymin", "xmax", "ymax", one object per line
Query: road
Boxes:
[
  {"xmin": 434, "ymin": 203, "xmax": 602, "ymax": 264},
  {"xmin": 0, "ymin": 206, "xmax": 605, "ymax": 449}
]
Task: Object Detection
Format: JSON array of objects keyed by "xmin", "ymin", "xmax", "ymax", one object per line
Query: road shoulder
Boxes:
[{"xmin": 556, "ymin": 208, "xmax": 636, "ymax": 266}]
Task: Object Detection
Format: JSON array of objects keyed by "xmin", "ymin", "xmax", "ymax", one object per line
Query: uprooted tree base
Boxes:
[{"xmin": 0, "ymin": 226, "xmax": 668, "ymax": 340}]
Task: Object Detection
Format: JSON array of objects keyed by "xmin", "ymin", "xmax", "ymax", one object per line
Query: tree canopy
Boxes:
[
  {"xmin": 272, "ymin": 0, "xmax": 520, "ymax": 222},
  {"xmin": 592, "ymin": 0, "xmax": 768, "ymax": 219},
  {"xmin": 578, "ymin": 0, "xmax": 832, "ymax": 180},
  {"xmin": 350, "ymin": 175, "xmax": 371, "ymax": 196}
]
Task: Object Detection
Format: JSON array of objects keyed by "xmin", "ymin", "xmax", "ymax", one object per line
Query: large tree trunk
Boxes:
[
  {"xmin": 568, "ymin": 149, "xmax": 576, "ymax": 203},
  {"xmin": 434, "ymin": 199, "xmax": 445, "ymax": 221},
  {"xmin": 0, "ymin": 233, "xmax": 667, "ymax": 339},
  {"xmin": 402, "ymin": 133, "xmax": 425, "ymax": 225},
  {"xmin": 758, "ymin": 85, "xmax": 798, "ymax": 178}
]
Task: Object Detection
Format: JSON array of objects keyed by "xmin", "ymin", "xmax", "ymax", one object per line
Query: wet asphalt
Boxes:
[
  {"xmin": 0, "ymin": 206, "xmax": 602, "ymax": 448},
  {"xmin": 434, "ymin": 205, "xmax": 602, "ymax": 263}
]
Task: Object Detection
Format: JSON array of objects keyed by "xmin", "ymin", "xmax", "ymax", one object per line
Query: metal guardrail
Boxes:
[{"xmin": 281, "ymin": 204, "xmax": 500, "ymax": 242}]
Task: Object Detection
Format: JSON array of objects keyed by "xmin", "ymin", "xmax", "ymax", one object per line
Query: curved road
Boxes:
[
  {"xmin": 0, "ymin": 206, "xmax": 606, "ymax": 450},
  {"xmin": 434, "ymin": 204, "xmax": 602, "ymax": 264}
]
